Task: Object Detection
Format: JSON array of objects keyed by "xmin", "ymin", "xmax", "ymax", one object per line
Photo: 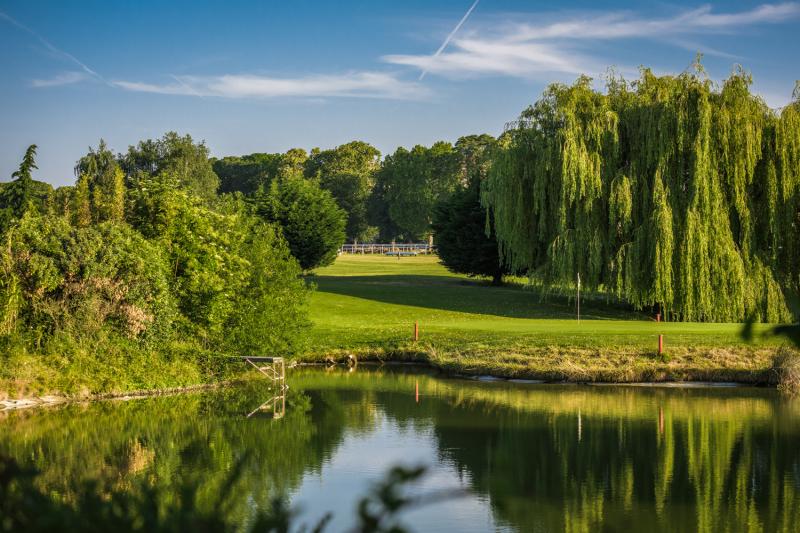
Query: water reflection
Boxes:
[{"xmin": 1, "ymin": 366, "xmax": 799, "ymax": 532}]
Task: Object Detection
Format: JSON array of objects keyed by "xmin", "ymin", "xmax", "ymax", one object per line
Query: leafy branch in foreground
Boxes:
[
  {"xmin": 742, "ymin": 295, "xmax": 800, "ymax": 393},
  {"xmin": 0, "ymin": 456, "xmax": 459, "ymax": 533}
]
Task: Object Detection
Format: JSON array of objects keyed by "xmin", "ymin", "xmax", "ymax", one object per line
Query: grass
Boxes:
[
  {"xmin": 0, "ymin": 334, "xmax": 237, "ymax": 401},
  {"xmin": 3, "ymin": 254, "xmax": 795, "ymax": 399},
  {"xmin": 304, "ymin": 254, "xmax": 796, "ymax": 383}
]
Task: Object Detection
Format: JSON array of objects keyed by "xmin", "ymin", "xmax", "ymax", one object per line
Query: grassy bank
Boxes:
[
  {"xmin": 4, "ymin": 254, "xmax": 796, "ymax": 400},
  {"xmin": 304, "ymin": 254, "xmax": 796, "ymax": 383},
  {"xmin": 0, "ymin": 335, "xmax": 240, "ymax": 401}
]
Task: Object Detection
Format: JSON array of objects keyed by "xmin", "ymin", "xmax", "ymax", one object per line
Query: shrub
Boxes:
[
  {"xmin": 772, "ymin": 348, "xmax": 800, "ymax": 394},
  {"xmin": 0, "ymin": 214, "xmax": 175, "ymax": 343},
  {"xmin": 224, "ymin": 223, "xmax": 310, "ymax": 356},
  {"xmin": 432, "ymin": 183, "xmax": 510, "ymax": 284},
  {"xmin": 256, "ymin": 174, "xmax": 346, "ymax": 271}
]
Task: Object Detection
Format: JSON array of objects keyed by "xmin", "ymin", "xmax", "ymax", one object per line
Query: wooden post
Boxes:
[
  {"xmin": 415, "ymin": 380, "xmax": 419, "ymax": 403},
  {"xmin": 658, "ymin": 334, "xmax": 664, "ymax": 355},
  {"xmin": 414, "ymin": 321, "xmax": 419, "ymax": 341},
  {"xmin": 576, "ymin": 272, "xmax": 581, "ymax": 324}
]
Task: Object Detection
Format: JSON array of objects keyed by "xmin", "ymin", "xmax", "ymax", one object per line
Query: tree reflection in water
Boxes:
[{"xmin": 1, "ymin": 367, "xmax": 799, "ymax": 532}]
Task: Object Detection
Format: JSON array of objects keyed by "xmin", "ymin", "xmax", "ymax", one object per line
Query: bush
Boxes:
[
  {"xmin": 0, "ymin": 214, "xmax": 175, "ymax": 343},
  {"xmin": 128, "ymin": 173, "xmax": 310, "ymax": 351},
  {"xmin": 256, "ymin": 175, "xmax": 346, "ymax": 271},
  {"xmin": 224, "ymin": 223, "xmax": 310, "ymax": 356},
  {"xmin": 432, "ymin": 184, "xmax": 510, "ymax": 284},
  {"xmin": 772, "ymin": 348, "xmax": 800, "ymax": 394}
]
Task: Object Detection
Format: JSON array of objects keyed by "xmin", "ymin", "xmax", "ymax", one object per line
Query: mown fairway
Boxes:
[{"xmin": 308, "ymin": 254, "xmax": 776, "ymax": 354}]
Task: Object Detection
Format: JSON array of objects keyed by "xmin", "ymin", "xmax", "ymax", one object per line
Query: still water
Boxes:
[{"xmin": 2, "ymin": 366, "xmax": 799, "ymax": 532}]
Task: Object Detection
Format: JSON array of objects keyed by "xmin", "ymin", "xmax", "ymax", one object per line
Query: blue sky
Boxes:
[{"xmin": 1, "ymin": 0, "xmax": 799, "ymax": 186}]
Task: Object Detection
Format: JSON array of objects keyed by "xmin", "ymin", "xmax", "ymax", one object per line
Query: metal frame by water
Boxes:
[{"xmin": 234, "ymin": 356, "xmax": 287, "ymax": 419}]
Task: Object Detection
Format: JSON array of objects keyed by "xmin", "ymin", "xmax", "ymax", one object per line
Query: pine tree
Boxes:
[{"xmin": 4, "ymin": 145, "xmax": 38, "ymax": 220}]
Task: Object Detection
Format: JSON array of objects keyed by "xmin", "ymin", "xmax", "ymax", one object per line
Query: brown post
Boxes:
[
  {"xmin": 415, "ymin": 380, "xmax": 419, "ymax": 403},
  {"xmin": 414, "ymin": 321, "xmax": 419, "ymax": 341},
  {"xmin": 656, "ymin": 312, "xmax": 661, "ymax": 322},
  {"xmin": 658, "ymin": 334, "xmax": 664, "ymax": 355}
]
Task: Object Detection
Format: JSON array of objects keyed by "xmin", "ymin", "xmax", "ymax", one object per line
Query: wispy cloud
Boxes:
[
  {"xmin": 384, "ymin": 2, "xmax": 800, "ymax": 79},
  {"xmin": 387, "ymin": 40, "xmax": 592, "ymax": 79},
  {"xmin": 505, "ymin": 2, "xmax": 800, "ymax": 42},
  {"xmin": 3, "ymin": 10, "xmax": 424, "ymax": 101},
  {"xmin": 420, "ymin": 0, "xmax": 480, "ymax": 80},
  {"xmin": 0, "ymin": 10, "xmax": 104, "ymax": 82},
  {"xmin": 31, "ymin": 71, "xmax": 89, "ymax": 88},
  {"xmin": 112, "ymin": 72, "xmax": 427, "ymax": 100}
]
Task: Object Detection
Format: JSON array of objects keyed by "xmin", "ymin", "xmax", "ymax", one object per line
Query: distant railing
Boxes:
[{"xmin": 338, "ymin": 243, "xmax": 436, "ymax": 255}]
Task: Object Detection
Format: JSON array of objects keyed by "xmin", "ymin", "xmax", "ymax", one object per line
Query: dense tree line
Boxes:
[
  {"xmin": 0, "ymin": 134, "xmax": 318, "ymax": 365},
  {"xmin": 483, "ymin": 66, "xmax": 800, "ymax": 322},
  {"xmin": 3, "ymin": 64, "xmax": 798, "ymax": 326},
  {"xmin": 214, "ymin": 138, "xmax": 479, "ymax": 244}
]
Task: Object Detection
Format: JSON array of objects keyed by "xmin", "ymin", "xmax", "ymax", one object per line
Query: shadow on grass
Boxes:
[{"xmin": 311, "ymin": 274, "xmax": 645, "ymax": 321}]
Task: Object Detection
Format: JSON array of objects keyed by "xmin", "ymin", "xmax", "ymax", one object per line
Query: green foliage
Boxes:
[
  {"xmin": 74, "ymin": 140, "xmax": 126, "ymax": 225},
  {"xmin": 454, "ymin": 134, "xmax": 497, "ymax": 187},
  {"xmin": 0, "ymin": 145, "xmax": 53, "ymax": 231},
  {"xmin": 484, "ymin": 67, "xmax": 800, "ymax": 322},
  {"xmin": 127, "ymin": 171, "xmax": 309, "ymax": 352},
  {"xmin": 213, "ymin": 152, "xmax": 283, "ymax": 195},
  {"xmin": 120, "ymin": 132, "xmax": 220, "ymax": 200},
  {"xmin": 0, "ymin": 214, "xmax": 175, "ymax": 343},
  {"xmin": 224, "ymin": 223, "xmax": 309, "ymax": 355},
  {"xmin": 5, "ymin": 144, "xmax": 37, "ymax": 219},
  {"xmin": 374, "ymin": 142, "xmax": 460, "ymax": 241},
  {"xmin": 0, "ymin": 134, "xmax": 313, "ymax": 395},
  {"xmin": 306, "ymin": 141, "xmax": 380, "ymax": 242},
  {"xmin": 0, "ymin": 451, "xmax": 428, "ymax": 533},
  {"xmin": 432, "ymin": 182, "xmax": 509, "ymax": 284},
  {"xmin": 367, "ymin": 176, "xmax": 402, "ymax": 243},
  {"xmin": 256, "ymin": 174, "xmax": 346, "ymax": 271}
]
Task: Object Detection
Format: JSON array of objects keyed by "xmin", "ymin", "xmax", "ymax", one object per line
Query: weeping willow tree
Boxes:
[{"xmin": 484, "ymin": 65, "xmax": 800, "ymax": 322}]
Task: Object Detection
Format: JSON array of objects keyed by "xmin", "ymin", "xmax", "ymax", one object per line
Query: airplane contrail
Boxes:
[
  {"xmin": 419, "ymin": 0, "xmax": 480, "ymax": 80},
  {"xmin": 0, "ymin": 11, "xmax": 106, "ymax": 82}
]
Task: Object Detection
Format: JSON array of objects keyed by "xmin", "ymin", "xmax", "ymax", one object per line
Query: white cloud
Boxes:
[
  {"xmin": 112, "ymin": 71, "xmax": 427, "ymax": 100},
  {"xmin": 386, "ymin": 39, "xmax": 590, "ymax": 79},
  {"xmin": 506, "ymin": 3, "xmax": 800, "ymax": 42},
  {"xmin": 384, "ymin": 3, "xmax": 800, "ymax": 79},
  {"xmin": 31, "ymin": 71, "xmax": 89, "ymax": 88}
]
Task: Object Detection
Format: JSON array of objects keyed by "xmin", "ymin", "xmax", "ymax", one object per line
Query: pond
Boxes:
[{"xmin": 2, "ymin": 365, "xmax": 799, "ymax": 532}]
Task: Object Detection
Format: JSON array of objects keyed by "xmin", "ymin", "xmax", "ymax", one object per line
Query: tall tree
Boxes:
[
  {"xmin": 377, "ymin": 142, "xmax": 460, "ymax": 241},
  {"xmin": 213, "ymin": 152, "xmax": 283, "ymax": 195},
  {"xmin": 7, "ymin": 145, "xmax": 38, "ymax": 219},
  {"xmin": 432, "ymin": 181, "xmax": 509, "ymax": 284},
  {"xmin": 254, "ymin": 173, "xmax": 346, "ymax": 271},
  {"xmin": 431, "ymin": 134, "xmax": 506, "ymax": 282},
  {"xmin": 306, "ymin": 141, "xmax": 380, "ymax": 242},
  {"xmin": 0, "ymin": 145, "xmax": 50, "ymax": 232},
  {"xmin": 121, "ymin": 132, "xmax": 219, "ymax": 199},
  {"xmin": 74, "ymin": 141, "xmax": 126, "ymax": 225},
  {"xmin": 483, "ymin": 66, "xmax": 800, "ymax": 322}
]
